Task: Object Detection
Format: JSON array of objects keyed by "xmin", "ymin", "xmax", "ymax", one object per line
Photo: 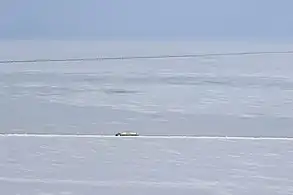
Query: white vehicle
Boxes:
[{"xmin": 115, "ymin": 132, "xmax": 139, "ymax": 136}]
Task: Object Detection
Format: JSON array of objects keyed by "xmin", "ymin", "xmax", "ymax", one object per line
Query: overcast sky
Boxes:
[{"xmin": 0, "ymin": 0, "xmax": 292, "ymax": 40}]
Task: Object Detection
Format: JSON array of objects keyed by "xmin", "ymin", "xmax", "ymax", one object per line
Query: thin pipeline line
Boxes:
[{"xmin": 1, "ymin": 50, "xmax": 293, "ymax": 64}]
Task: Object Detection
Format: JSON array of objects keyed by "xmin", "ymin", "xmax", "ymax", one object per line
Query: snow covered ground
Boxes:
[
  {"xmin": 1, "ymin": 41, "xmax": 293, "ymax": 194},
  {"xmin": 1, "ymin": 135, "xmax": 293, "ymax": 195}
]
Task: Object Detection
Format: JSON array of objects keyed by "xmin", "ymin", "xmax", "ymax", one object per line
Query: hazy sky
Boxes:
[{"xmin": 0, "ymin": 0, "xmax": 292, "ymax": 40}]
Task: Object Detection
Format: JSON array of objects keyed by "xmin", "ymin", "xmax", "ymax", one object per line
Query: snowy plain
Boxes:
[
  {"xmin": 1, "ymin": 41, "xmax": 293, "ymax": 194},
  {"xmin": 1, "ymin": 135, "xmax": 293, "ymax": 195}
]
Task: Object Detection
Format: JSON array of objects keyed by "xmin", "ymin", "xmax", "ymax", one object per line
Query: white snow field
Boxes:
[
  {"xmin": 0, "ymin": 135, "xmax": 293, "ymax": 195},
  {"xmin": 1, "ymin": 41, "xmax": 293, "ymax": 194}
]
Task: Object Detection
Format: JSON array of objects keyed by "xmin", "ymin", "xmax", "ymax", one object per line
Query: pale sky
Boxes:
[{"xmin": 0, "ymin": 0, "xmax": 292, "ymax": 40}]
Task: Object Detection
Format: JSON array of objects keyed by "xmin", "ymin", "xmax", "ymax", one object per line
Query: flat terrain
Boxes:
[
  {"xmin": 1, "ymin": 41, "xmax": 293, "ymax": 194},
  {"xmin": 1, "ymin": 135, "xmax": 293, "ymax": 195}
]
